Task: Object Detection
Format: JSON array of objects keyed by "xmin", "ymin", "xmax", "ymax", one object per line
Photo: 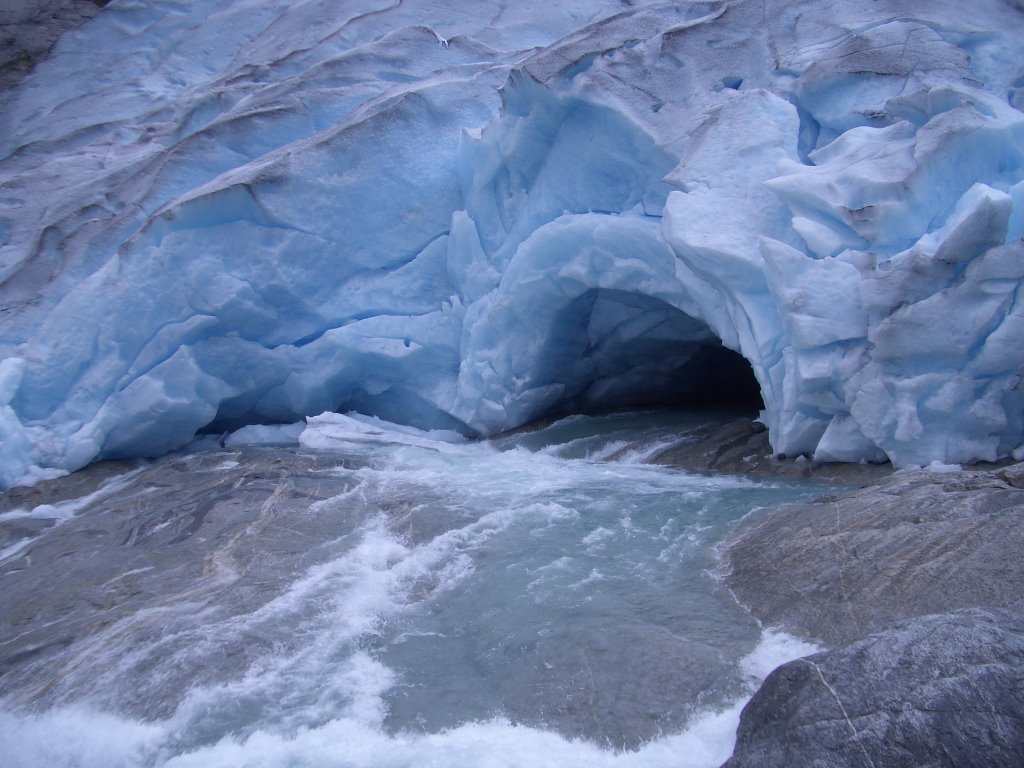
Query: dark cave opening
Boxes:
[
  {"xmin": 664, "ymin": 343, "xmax": 764, "ymax": 410},
  {"xmin": 540, "ymin": 340, "xmax": 765, "ymax": 425},
  {"xmin": 526, "ymin": 287, "xmax": 765, "ymax": 425}
]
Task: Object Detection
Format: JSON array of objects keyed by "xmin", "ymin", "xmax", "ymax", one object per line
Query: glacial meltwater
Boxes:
[{"xmin": 0, "ymin": 412, "xmax": 826, "ymax": 767}]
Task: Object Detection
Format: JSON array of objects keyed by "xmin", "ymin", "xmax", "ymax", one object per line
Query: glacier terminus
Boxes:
[{"xmin": 2, "ymin": 0, "xmax": 1024, "ymax": 487}]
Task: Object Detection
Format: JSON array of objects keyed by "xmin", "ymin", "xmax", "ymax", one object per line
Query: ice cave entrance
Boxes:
[
  {"xmin": 514, "ymin": 287, "xmax": 763, "ymax": 425},
  {"xmin": 201, "ymin": 290, "xmax": 764, "ymax": 440}
]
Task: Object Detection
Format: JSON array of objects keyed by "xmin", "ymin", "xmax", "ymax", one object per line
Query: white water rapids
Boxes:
[{"xmin": 0, "ymin": 411, "xmax": 826, "ymax": 767}]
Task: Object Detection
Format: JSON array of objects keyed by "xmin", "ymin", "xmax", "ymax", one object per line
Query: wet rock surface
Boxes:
[
  {"xmin": 723, "ymin": 463, "xmax": 1024, "ymax": 646},
  {"xmin": 0, "ymin": 447, "xmax": 390, "ymax": 712},
  {"xmin": 723, "ymin": 608, "xmax": 1024, "ymax": 768},
  {"xmin": 650, "ymin": 417, "xmax": 893, "ymax": 486},
  {"xmin": 1, "ymin": 431, "xmax": 764, "ymax": 749}
]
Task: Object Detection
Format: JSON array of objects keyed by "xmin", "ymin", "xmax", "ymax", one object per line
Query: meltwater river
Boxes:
[{"xmin": 0, "ymin": 411, "xmax": 827, "ymax": 767}]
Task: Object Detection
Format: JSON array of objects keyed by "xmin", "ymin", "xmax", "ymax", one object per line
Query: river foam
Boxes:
[{"xmin": 1, "ymin": 411, "xmax": 827, "ymax": 766}]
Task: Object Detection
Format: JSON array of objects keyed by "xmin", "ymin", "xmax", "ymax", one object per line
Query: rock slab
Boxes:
[{"xmin": 724, "ymin": 464, "xmax": 1024, "ymax": 646}]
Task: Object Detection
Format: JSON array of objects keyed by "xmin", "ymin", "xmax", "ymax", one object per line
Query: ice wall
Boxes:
[{"xmin": 2, "ymin": 0, "xmax": 1024, "ymax": 486}]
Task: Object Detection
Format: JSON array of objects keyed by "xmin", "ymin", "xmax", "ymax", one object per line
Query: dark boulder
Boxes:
[{"xmin": 724, "ymin": 608, "xmax": 1024, "ymax": 768}]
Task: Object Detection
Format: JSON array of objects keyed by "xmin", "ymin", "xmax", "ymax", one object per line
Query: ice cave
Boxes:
[{"xmin": 2, "ymin": 0, "xmax": 1024, "ymax": 487}]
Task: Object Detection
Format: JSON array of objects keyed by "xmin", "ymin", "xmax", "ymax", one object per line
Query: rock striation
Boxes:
[{"xmin": 724, "ymin": 463, "xmax": 1024, "ymax": 646}]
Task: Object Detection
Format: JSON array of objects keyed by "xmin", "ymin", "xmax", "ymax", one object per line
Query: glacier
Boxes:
[{"xmin": 2, "ymin": 0, "xmax": 1024, "ymax": 487}]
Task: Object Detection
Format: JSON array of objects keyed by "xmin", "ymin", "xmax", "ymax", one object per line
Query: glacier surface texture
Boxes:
[{"xmin": 2, "ymin": 0, "xmax": 1024, "ymax": 486}]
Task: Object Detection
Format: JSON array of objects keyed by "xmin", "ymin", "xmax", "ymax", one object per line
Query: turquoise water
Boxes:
[{"xmin": 0, "ymin": 412, "xmax": 824, "ymax": 767}]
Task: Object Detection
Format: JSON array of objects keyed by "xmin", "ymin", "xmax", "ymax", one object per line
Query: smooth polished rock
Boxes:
[{"xmin": 723, "ymin": 463, "xmax": 1024, "ymax": 646}]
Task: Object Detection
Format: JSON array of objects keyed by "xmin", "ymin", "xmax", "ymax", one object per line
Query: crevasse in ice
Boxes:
[{"xmin": 1, "ymin": 0, "xmax": 1023, "ymax": 486}]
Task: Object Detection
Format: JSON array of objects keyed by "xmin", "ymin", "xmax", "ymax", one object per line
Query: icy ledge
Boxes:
[{"xmin": 2, "ymin": 0, "xmax": 1024, "ymax": 487}]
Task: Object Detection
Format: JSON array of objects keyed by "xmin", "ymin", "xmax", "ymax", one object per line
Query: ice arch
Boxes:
[{"xmin": 452, "ymin": 213, "xmax": 762, "ymax": 433}]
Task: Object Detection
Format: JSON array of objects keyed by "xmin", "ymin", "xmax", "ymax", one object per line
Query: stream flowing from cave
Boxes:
[{"xmin": 1, "ymin": 411, "xmax": 827, "ymax": 767}]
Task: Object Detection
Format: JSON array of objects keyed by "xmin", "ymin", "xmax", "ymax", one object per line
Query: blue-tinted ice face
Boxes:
[{"xmin": 2, "ymin": 0, "xmax": 1024, "ymax": 486}]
